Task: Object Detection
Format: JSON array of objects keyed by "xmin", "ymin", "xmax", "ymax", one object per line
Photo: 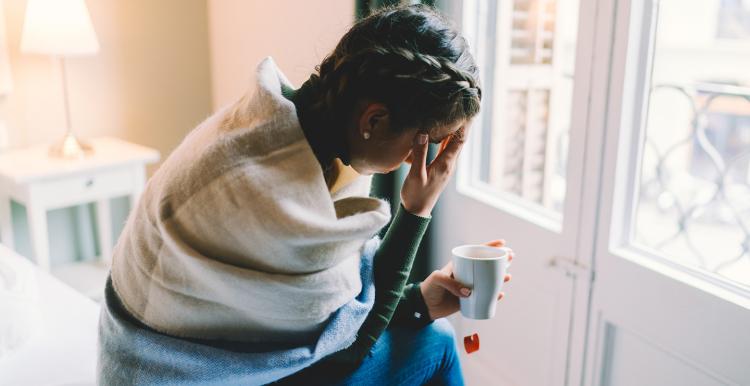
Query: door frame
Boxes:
[
  {"xmin": 565, "ymin": 0, "xmax": 624, "ymax": 383},
  {"xmin": 438, "ymin": 0, "xmax": 603, "ymax": 384}
]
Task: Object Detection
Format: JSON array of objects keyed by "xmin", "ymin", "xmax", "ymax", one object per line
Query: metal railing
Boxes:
[{"xmin": 637, "ymin": 83, "xmax": 750, "ymax": 281}]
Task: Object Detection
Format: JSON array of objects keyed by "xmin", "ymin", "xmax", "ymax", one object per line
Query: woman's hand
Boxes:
[
  {"xmin": 419, "ymin": 239, "xmax": 513, "ymax": 321},
  {"xmin": 401, "ymin": 126, "xmax": 467, "ymax": 217}
]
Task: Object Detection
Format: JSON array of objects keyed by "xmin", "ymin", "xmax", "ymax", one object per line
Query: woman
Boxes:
[{"xmin": 98, "ymin": 4, "xmax": 513, "ymax": 386}]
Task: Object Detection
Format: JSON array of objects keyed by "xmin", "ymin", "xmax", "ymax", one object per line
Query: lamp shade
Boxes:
[{"xmin": 20, "ymin": 0, "xmax": 99, "ymax": 56}]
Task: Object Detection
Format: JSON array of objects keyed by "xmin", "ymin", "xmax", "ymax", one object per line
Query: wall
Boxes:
[
  {"xmin": 2, "ymin": 0, "xmax": 356, "ymax": 264},
  {"xmin": 1, "ymin": 0, "xmax": 212, "ymax": 264},
  {"xmin": 207, "ymin": 0, "xmax": 354, "ymax": 109}
]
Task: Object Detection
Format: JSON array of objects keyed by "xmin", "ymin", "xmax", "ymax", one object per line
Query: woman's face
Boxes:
[{"xmin": 347, "ymin": 102, "xmax": 469, "ymax": 175}]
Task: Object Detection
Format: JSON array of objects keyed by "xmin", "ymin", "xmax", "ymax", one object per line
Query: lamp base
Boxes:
[{"xmin": 49, "ymin": 132, "xmax": 94, "ymax": 159}]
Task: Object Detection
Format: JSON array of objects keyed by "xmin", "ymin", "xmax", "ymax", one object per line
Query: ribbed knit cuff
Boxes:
[
  {"xmin": 393, "ymin": 282, "xmax": 434, "ymax": 328},
  {"xmin": 389, "ymin": 204, "xmax": 431, "ymax": 243}
]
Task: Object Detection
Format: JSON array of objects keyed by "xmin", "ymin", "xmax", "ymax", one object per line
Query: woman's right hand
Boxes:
[
  {"xmin": 420, "ymin": 239, "xmax": 514, "ymax": 320},
  {"xmin": 400, "ymin": 125, "xmax": 468, "ymax": 217}
]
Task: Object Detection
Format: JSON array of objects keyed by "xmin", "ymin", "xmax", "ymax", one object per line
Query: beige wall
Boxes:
[
  {"xmin": 1, "ymin": 0, "xmax": 213, "ymax": 262},
  {"xmin": 208, "ymin": 0, "xmax": 354, "ymax": 109},
  {"xmin": 2, "ymin": 0, "xmax": 212, "ymax": 173},
  {"xmin": 1, "ymin": 0, "xmax": 354, "ymax": 262},
  {"xmin": 1, "ymin": 0, "xmax": 355, "ymax": 164}
]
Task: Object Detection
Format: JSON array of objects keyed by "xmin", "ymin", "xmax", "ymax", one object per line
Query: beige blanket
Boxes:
[{"xmin": 111, "ymin": 56, "xmax": 391, "ymax": 343}]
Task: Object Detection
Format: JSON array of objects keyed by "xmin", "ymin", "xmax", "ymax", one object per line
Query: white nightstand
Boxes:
[{"xmin": 0, "ymin": 137, "xmax": 160, "ymax": 271}]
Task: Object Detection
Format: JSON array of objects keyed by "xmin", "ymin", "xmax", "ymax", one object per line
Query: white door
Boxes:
[
  {"xmin": 435, "ymin": 0, "xmax": 597, "ymax": 385},
  {"xmin": 583, "ymin": 0, "xmax": 750, "ymax": 385}
]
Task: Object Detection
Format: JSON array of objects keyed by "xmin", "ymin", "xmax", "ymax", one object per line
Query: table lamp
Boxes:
[{"xmin": 20, "ymin": 0, "xmax": 99, "ymax": 159}]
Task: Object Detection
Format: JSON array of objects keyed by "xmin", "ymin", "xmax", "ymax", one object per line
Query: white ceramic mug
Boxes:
[{"xmin": 452, "ymin": 244, "xmax": 510, "ymax": 319}]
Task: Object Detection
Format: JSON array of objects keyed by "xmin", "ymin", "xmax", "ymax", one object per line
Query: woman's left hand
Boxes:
[
  {"xmin": 419, "ymin": 239, "xmax": 513, "ymax": 321},
  {"xmin": 400, "ymin": 125, "xmax": 468, "ymax": 218}
]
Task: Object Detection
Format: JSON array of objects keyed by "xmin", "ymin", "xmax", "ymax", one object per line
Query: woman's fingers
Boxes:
[
  {"xmin": 438, "ymin": 136, "xmax": 451, "ymax": 154},
  {"xmin": 407, "ymin": 131, "xmax": 429, "ymax": 182},
  {"xmin": 429, "ymin": 127, "xmax": 466, "ymax": 174},
  {"xmin": 484, "ymin": 239, "xmax": 506, "ymax": 247},
  {"xmin": 483, "ymin": 240, "xmax": 513, "ymax": 262},
  {"xmin": 401, "ymin": 125, "xmax": 471, "ymax": 217},
  {"xmin": 440, "ymin": 261, "xmax": 454, "ymax": 275},
  {"xmin": 430, "ymin": 270, "xmax": 471, "ymax": 298},
  {"xmin": 497, "ymin": 274, "xmax": 511, "ymax": 300}
]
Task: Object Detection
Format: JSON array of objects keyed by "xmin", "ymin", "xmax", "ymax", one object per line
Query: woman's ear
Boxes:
[{"xmin": 358, "ymin": 103, "xmax": 390, "ymax": 140}]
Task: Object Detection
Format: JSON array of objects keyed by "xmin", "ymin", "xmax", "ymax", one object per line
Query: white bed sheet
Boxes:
[{"xmin": 0, "ymin": 244, "xmax": 100, "ymax": 386}]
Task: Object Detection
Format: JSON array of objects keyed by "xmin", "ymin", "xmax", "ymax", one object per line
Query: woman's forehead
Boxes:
[{"xmin": 429, "ymin": 119, "xmax": 467, "ymax": 142}]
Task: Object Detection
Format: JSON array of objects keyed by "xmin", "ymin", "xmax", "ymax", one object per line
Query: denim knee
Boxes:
[
  {"xmin": 413, "ymin": 318, "xmax": 459, "ymax": 361},
  {"xmin": 412, "ymin": 318, "xmax": 462, "ymax": 384},
  {"xmin": 327, "ymin": 319, "xmax": 464, "ymax": 386},
  {"xmin": 422, "ymin": 318, "xmax": 457, "ymax": 348}
]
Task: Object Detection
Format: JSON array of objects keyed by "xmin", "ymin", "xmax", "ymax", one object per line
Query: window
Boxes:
[
  {"xmin": 631, "ymin": 0, "xmax": 750, "ymax": 288},
  {"xmin": 717, "ymin": 0, "xmax": 750, "ymax": 39},
  {"xmin": 460, "ymin": 0, "xmax": 579, "ymax": 229}
]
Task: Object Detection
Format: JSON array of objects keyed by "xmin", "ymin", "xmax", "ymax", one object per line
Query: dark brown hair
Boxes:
[{"xmin": 303, "ymin": 4, "xmax": 481, "ymax": 136}]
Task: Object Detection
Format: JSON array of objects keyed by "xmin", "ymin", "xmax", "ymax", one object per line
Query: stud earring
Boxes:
[{"xmin": 363, "ymin": 131, "xmax": 371, "ymax": 140}]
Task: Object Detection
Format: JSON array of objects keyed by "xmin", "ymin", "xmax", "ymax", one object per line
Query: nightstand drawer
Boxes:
[{"xmin": 32, "ymin": 167, "xmax": 136, "ymax": 209}]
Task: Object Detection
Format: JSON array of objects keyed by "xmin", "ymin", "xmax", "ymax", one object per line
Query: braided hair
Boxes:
[{"xmin": 301, "ymin": 4, "xmax": 481, "ymax": 140}]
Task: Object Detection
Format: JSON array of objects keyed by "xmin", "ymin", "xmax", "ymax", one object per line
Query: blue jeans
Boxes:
[{"xmin": 329, "ymin": 318, "xmax": 465, "ymax": 386}]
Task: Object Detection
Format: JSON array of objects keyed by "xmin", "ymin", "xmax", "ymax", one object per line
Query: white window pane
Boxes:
[
  {"xmin": 468, "ymin": 0, "xmax": 578, "ymax": 220},
  {"xmin": 632, "ymin": 0, "xmax": 750, "ymax": 288}
]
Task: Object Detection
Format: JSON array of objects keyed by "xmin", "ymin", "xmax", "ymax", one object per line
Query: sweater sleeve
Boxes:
[
  {"xmin": 389, "ymin": 282, "xmax": 434, "ymax": 329},
  {"xmin": 272, "ymin": 204, "xmax": 430, "ymax": 384},
  {"xmin": 340, "ymin": 204, "xmax": 431, "ymax": 355}
]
